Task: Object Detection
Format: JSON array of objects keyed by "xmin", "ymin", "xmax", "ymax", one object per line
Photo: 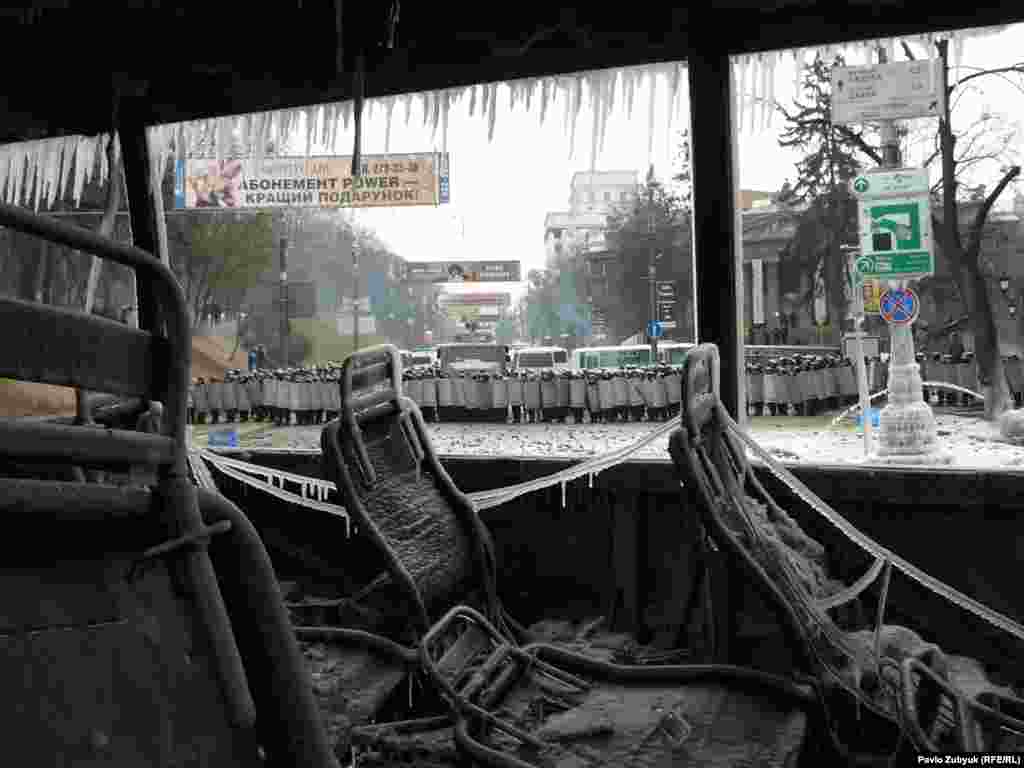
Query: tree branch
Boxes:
[
  {"xmin": 954, "ymin": 64, "xmax": 1024, "ymax": 90},
  {"xmin": 968, "ymin": 165, "xmax": 1021, "ymax": 245},
  {"xmin": 835, "ymin": 125, "xmax": 883, "ymax": 164}
]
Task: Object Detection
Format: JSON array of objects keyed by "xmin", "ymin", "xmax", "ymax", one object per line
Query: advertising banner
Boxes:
[
  {"xmin": 405, "ymin": 261, "xmax": 521, "ymax": 283},
  {"xmin": 175, "ymin": 153, "xmax": 448, "ymax": 209}
]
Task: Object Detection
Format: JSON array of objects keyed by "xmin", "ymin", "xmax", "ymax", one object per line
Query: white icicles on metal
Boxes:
[{"xmin": 0, "ymin": 25, "xmax": 1013, "ymax": 212}]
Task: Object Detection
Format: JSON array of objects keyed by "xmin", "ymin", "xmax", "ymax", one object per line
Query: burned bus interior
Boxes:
[{"xmin": 2, "ymin": 2, "xmax": 1024, "ymax": 766}]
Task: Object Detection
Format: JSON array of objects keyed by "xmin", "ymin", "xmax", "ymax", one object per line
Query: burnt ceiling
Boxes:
[{"xmin": 0, "ymin": 1, "xmax": 1022, "ymax": 145}]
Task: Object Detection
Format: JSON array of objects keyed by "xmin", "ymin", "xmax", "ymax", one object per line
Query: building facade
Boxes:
[{"xmin": 544, "ymin": 171, "xmax": 641, "ymax": 269}]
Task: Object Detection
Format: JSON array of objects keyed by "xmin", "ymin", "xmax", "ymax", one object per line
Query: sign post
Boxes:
[
  {"xmin": 838, "ymin": 48, "xmax": 948, "ymax": 465},
  {"xmin": 844, "ymin": 246, "xmax": 874, "ymax": 456},
  {"xmin": 851, "ymin": 170, "xmax": 947, "ymax": 463}
]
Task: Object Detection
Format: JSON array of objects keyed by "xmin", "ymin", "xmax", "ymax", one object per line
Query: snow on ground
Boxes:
[{"xmin": 209, "ymin": 410, "xmax": 1024, "ymax": 470}]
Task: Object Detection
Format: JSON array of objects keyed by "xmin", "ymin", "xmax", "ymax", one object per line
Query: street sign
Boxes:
[
  {"xmin": 851, "ymin": 169, "xmax": 930, "ymax": 198},
  {"xmin": 853, "ymin": 169, "xmax": 934, "ymax": 279},
  {"xmin": 832, "ymin": 60, "xmax": 943, "ymax": 125},
  {"xmin": 879, "ymin": 287, "xmax": 920, "ymax": 325},
  {"xmin": 863, "ymin": 279, "xmax": 881, "ymax": 314},
  {"xmin": 657, "ymin": 301, "xmax": 677, "ymax": 328},
  {"xmin": 647, "ymin": 320, "xmax": 664, "ymax": 338},
  {"xmin": 438, "ymin": 152, "xmax": 450, "ymax": 204}
]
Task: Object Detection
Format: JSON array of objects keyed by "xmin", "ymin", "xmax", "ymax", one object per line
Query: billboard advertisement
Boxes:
[
  {"xmin": 404, "ymin": 261, "xmax": 521, "ymax": 283},
  {"xmin": 174, "ymin": 153, "xmax": 449, "ymax": 210}
]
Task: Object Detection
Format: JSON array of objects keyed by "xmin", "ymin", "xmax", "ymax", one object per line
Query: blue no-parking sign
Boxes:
[{"xmin": 879, "ymin": 287, "xmax": 920, "ymax": 325}]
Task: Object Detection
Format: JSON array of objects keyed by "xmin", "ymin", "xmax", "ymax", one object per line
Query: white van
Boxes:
[
  {"xmin": 571, "ymin": 344, "xmax": 656, "ymax": 370},
  {"xmin": 512, "ymin": 346, "xmax": 570, "ymax": 371}
]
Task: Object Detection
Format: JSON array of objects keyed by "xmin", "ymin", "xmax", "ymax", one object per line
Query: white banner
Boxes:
[{"xmin": 751, "ymin": 258, "xmax": 765, "ymax": 325}]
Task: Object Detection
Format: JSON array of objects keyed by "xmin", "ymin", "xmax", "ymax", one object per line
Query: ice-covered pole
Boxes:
[{"xmin": 870, "ymin": 46, "xmax": 950, "ymax": 465}]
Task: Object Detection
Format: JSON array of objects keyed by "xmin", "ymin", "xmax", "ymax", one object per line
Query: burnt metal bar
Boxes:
[
  {"xmin": 0, "ymin": 477, "xmax": 153, "ymax": 519},
  {"xmin": 688, "ymin": 51, "xmax": 741, "ymax": 419},
  {"xmin": 0, "ymin": 421, "xmax": 176, "ymax": 466},
  {"xmin": 0, "ymin": 297, "xmax": 168, "ymax": 398},
  {"xmin": 118, "ymin": 106, "xmax": 162, "ymax": 335}
]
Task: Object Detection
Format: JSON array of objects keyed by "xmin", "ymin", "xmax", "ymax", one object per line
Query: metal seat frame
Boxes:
[{"xmin": 0, "ymin": 201, "xmax": 335, "ymax": 767}]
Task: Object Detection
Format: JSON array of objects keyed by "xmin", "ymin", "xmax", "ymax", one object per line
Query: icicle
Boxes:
[
  {"xmin": 589, "ymin": 73, "xmax": 601, "ymax": 174},
  {"xmin": 19, "ymin": 141, "xmax": 35, "ymax": 207},
  {"xmin": 793, "ymin": 48, "xmax": 804, "ymax": 100},
  {"xmin": 539, "ymin": 79, "xmax": 550, "ymax": 126},
  {"xmin": 468, "ymin": 84, "xmax": 478, "ymax": 119},
  {"xmin": 561, "ymin": 480, "xmax": 566, "ymax": 509},
  {"xmin": 588, "ymin": 472, "xmax": 593, "ymax": 489},
  {"xmin": 750, "ymin": 58, "xmax": 759, "ymax": 134},
  {"xmin": 420, "ymin": 92, "xmax": 431, "ymax": 129},
  {"xmin": 1, "ymin": 146, "xmax": 11, "ymax": 204},
  {"xmin": 77, "ymin": 137, "xmax": 94, "ymax": 202},
  {"xmin": 622, "ymin": 72, "xmax": 631, "ymax": 122},
  {"xmin": 431, "ymin": 90, "xmax": 442, "ymax": 143},
  {"xmin": 215, "ymin": 117, "xmax": 227, "ymax": 164},
  {"xmin": 487, "ymin": 82, "xmax": 498, "ymax": 142},
  {"xmin": 737, "ymin": 56, "xmax": 750, "ymax": 135},
  {"xmin": 646, "ymin": 71, "xmax": 656, "ymax": 165},
  {"xmin": 42, "ymin": 139, "xmax": 57, "ymax": 209},
  {"xmin": 0, "ymin": 147, "xmax": 9, "ymax": 204},
  {"xmin": 596, "ymin": 72, "xmax": 609, "ymax": 157},
  {"xmin": 339, "ymin": 102, "xmax": 351, "ymax": 136},
  {"xmin": 325, "ymin": 105, "xmax": 338, "ymax": 156},
  {"xmin": 384, "ymin": 97, "xmax": 395, "ymax": 154},
  {"xmin": 441, "ymin": 91, "xmax": 450, "ymax": 155},
  {"xmin": 304, "ymin": 107, "xmax": 316, "ymax": 156},
  {"xmin": 668, "ymin": 63, "xmax": 681, "ymax": 127},
  {"xmin": 759, "ymin": 55, "xmax": 771, "ymax": 131},
  {"xmin": 601, "ymin": 70, "xmax": 616, "ymax": 155},
  {"xmin": 568, "ymin": 75, "xmax": 584, "ymax": 159}
]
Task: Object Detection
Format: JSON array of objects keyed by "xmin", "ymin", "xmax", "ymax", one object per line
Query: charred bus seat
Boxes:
[
  {"xmin": 668, "ymin": 343, "xmax": 1024, "ymax": 757},
  {"xmin": 313, "ymin": 344, "xmax": 824, "ymax": 767}
]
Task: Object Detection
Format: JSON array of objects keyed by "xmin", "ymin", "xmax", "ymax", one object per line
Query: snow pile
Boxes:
[{"xmin": 260, "ymin": 415, "xmax": 1024, "ymax": 470}]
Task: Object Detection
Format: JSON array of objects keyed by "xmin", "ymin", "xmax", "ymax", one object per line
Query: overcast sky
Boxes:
[{"xmin": 288, "ymin": 24, "xmax": 1024, "ymax": 295}]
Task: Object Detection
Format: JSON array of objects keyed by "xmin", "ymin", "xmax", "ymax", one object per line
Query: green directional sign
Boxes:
[
  {"xmin": 855, "ymin": 170, "xmax": 934, "ymax": 279},
  {"xmin": 854, "ymin": 252, "xmax": 934, "ymax": 279}
]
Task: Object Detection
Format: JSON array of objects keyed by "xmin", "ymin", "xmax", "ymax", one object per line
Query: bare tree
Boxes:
[{"xmin": 779, "ymin": 45, "xmax": 1023, "ymax": 417}]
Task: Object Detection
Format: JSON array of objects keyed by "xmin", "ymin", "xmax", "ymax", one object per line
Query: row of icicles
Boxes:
[{"xmin": 0, "ymin": 24, "xmax": 1008, "ymax": 213}]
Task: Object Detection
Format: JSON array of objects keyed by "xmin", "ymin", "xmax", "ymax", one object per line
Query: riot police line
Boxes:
[{"xmin": 187, "ymin": 351, "xmax": 1023, "ymax": 426}]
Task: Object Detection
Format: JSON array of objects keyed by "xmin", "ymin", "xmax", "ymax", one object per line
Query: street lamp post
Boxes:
[
  {"xmin": 646, "ymin": 166, "xmax": 659, "ymax": 361},
  {"xmin": 279, "ymin": 237, "xmax": 290, "ymax": 367}
]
